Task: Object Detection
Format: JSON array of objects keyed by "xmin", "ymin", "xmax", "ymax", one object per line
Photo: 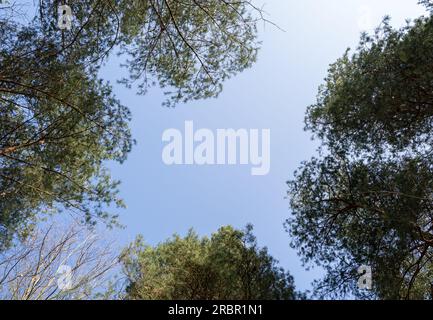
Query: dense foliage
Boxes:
[
  {"xmin": 122, "ymin": 225, "xmax": 302, "ymax": 300},
  {"xmin": 286, "ymin": 1, "xmax": 433, "ymax": 299}
]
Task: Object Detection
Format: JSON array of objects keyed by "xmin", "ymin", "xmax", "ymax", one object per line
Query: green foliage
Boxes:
[
  {"xmin": 0, "ymin": 19, "xmax": 132, "ymax": 248},
  {"xmin": 121, "ymin": 225, "xmax": 302, "ymax": 300},
  {"xmin": 307, "ymin": 14, "xmax": 433, "ymax": 154},
  {"xmin": 286, "ymin": 4, "xmax": 433, "ymax": 299},
  {"xmin": 35, "ymin": 0, "xmax": 260, "ymax": 106},
  {"xmin": 118, "ymin": 0, "xmax": 260, "ymax": 106},
  {"xmin": 288, "ymin": 155, "xmax": 433, "ymax": 299},
  {"xmin": 0, "ymin": 1, "xmax": 261, "ymax": 249}
]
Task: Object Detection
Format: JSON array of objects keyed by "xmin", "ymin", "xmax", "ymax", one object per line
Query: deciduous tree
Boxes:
[{"xmin": 0, "ymin": 220, "xmax": 118, "ymax": 300}]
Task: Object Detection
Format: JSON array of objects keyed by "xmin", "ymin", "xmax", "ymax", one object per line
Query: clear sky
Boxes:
[{"xmin": 98, "ymin": 0, "xmax": 427, "ymax": 292}]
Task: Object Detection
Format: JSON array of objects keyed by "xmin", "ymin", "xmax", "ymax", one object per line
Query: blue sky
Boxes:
[{"xmin": 98, "ymin": 0, "xmax": 427, "ymax": 292}]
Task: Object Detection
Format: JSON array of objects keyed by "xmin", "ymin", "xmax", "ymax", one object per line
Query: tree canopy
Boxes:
[
  {"xmin": 286, "ymin": 1, "xmax": 433, "ymax": 300},
  {"xmin": 0, "ymin": 0, "xmax": 262, "ymax": 249},
  {"xmin": 121, "ymin": 225, "xmax": 303, "ymax": 300}
]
